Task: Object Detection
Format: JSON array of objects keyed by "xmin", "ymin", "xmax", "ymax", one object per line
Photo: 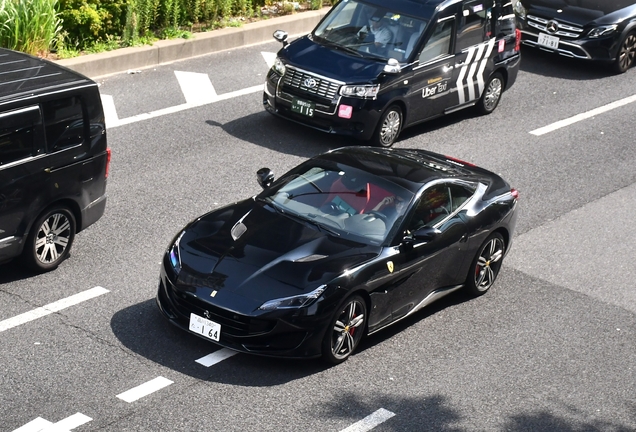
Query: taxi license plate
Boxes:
[
  {"xmin": 538, "ymin": 33, "xmax": 559, "ymax": 49},
  {"xmin": 189, "ymin": 313, "xmax": 221, "ymax": 341},
  {"xmin": 291, "ymin": 97, "xmax": 315, "ymax": 117}
]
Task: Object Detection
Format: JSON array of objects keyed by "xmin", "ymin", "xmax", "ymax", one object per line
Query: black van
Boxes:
[
  {"xmin": 264, "ymin": 0, "xmax": 521, "ymax": 147},
  {"xmin": 0, "ymin": 49, "xmax": 110, "ymax": 272}
]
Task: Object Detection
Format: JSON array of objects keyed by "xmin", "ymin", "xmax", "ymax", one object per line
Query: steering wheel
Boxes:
[{"xmin": 366, "ymin": 211, "xmax": 388, "ymax": 221}]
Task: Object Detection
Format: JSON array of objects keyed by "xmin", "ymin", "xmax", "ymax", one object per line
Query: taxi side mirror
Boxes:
[
  {"xmin": 257, "ymin": 168, "xmax": 275, "ymax": 189},
  {"xmin": 273, "ymin": 30, "xmax": 289, "ymax": 47}
]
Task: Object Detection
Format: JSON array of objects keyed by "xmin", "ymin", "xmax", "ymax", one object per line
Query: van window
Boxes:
[
  {"xmin": 457, "ymin": 1, "xmax": 491, "ymax": 50},
  {"xmin": 419, "ymin": 18, "xmax": 454, "ymax": 64},
  {"xmin": 42, "ymin": 96, "xmax": 85, "ymax": 152},
  {"xmin": 0, "ymin": 106, "xmax": 42, "ymax": 166}
]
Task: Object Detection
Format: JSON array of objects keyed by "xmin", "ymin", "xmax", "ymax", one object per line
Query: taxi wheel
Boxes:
[
  {"xmin": 371, "ymin": 105, "xmax": 402, "ymax": 148},
  {"xmin": 22, "ymin": 206, "xmax": 76, "ymax": 272},
  {"xmin": 476, "ymin": 73, "xmax": 503, "ymax": 115},
  {"xmin": 613, "ymin": 31, "xmax": 636, "ymax": 74}
]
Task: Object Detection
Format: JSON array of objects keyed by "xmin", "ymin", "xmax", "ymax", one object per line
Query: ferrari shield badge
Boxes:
[{"xmin": 387, "ymin": 261, "xmax": 394, "ymax": 273}]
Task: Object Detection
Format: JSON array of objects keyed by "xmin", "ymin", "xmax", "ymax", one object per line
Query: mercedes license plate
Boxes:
[
  {"xmin": 291, "ymin": 97, "xmax": 315, "ymax": 117},
  {"xmin": 538, "ymin": 33, "xmax": 559, "ymax": 49},
  {"xmin": 189, "ymin": 313, "xmax": 221, "ymax": 341}
]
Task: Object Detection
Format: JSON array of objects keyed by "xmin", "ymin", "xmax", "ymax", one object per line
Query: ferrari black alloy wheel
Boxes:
[
  {"xmin": 614, "ymin": 31, "xmax": 636, "ymax": 74},
  {"xmin": 23, "ymin": 206, "xmax": 76, "ymax": 272},
  {"xmin": 477, "ymin": 73, "xmax": 503, "ymax": 115},
  {"xmin": 466, "ymin": 233, "xmax": 505, "ymax": 296},
  {"xmin": 372, "ymin": 105, "xmax": 402, "ymax": 148},
  {"xmin": 322, "ymin": 295, "xmax": 367, "ymax": 364}
]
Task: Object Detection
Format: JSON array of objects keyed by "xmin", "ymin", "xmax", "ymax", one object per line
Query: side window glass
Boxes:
[
  {"xmin": 419, "ymin": 19, "xmax": 454, "ymax": 64},
  {"xmin": 457, "ymin": 1, "xmax": 491, "ymax": 50},
  {"xmin": 448, "ymin": 184, "xmax": 475, "ymax": 212},
  {"xmin": 0, "ymin": 106, "xmax": 42, "ymax": 166},
  {"xmin": 41, "ymin": 96, "xmax": 85, "ymax": 152},
  {"xmin": 408, "ymin": 184, "xmax": 452, "ymax": 231}
]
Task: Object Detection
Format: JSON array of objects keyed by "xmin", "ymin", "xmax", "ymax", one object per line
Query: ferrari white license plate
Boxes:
[
  {"xmin": 189, "ymin": 313, "xmax": 221, "ymax": 341},
  {"xmin": 538, "ymin": 33, "xmax": 559, "ymax": 49}
]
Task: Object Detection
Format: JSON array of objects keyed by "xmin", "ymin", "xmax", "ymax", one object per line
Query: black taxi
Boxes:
[{"xmin": 263, "ymin": 0, "xmax": 521, "ymax": 147}]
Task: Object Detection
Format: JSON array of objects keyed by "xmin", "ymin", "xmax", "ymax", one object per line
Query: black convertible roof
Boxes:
[{"xmin": 0, "ymin": 48, "xmax": 91, "ymax": 102}]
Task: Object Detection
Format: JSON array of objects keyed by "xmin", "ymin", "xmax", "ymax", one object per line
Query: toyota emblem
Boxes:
[
  {"xmin": 546, "ymin": 20, "xmax": 559, "ymax": 34},
  {"xmin": 303, "ymin": 77, "xmax": 317, "ymax": 88}
]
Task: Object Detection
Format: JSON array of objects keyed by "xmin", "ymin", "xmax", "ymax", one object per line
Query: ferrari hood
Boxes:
[
  {"xmin": 176, "ymin": 199, "xmax": 379, "ymax": 309},
  {"xmin": 279, "ymin": 36, "xmax": 388, "ymax": 83}
]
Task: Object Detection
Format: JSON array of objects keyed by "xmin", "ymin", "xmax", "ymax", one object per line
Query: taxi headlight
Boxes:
[
  {"xmin": 273, "ymin": 57, "xmax": 286, "ymax": 75},
  {"xmin": 340, "ymin": 84, "xmax": 380, "ymax": 99},
  {"xmin": 588, "ymin": 25, "xmax": 617, "ymax": 38},
  {"xmin": 258, "ymin": 285, "xmax": 327, "ymax": 310}
]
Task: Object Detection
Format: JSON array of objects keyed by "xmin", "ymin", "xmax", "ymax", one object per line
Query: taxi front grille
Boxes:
[
  {"xmin": 527, "ymin": 15, "xmax": 584, "ymax": 39},
  {"xmin": 281, "ymin": 67, "xmax": 342, "ymax": 101}
]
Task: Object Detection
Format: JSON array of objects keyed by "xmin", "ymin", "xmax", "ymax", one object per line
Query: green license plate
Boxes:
[{"xmin": 291, "ymin": 97, "xmax": 315, "ymax": 117}]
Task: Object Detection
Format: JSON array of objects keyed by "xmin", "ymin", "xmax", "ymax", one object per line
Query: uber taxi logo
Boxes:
[{"xmin": 387, "ymin": 261, "xmax": 394, "ymax": 273}]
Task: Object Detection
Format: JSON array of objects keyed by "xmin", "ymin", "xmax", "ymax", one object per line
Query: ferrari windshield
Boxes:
[
  {"xmin": 312, "ymin": 0, "xmax": 428, "ymax": 62},
  {"xmin": 258, "ymin": 162, "xmax": 413, "ymax": 245}
]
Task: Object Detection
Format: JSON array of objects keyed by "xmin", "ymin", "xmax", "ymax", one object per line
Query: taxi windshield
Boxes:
[{"xmin": 313, "ymin": 0, "xmax": 428, "ymax": 62}]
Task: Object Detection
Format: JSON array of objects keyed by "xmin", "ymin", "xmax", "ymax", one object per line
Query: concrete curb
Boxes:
[{"xmin": 55, "ymin": 8, "xmax": 329, "ymax": 79}]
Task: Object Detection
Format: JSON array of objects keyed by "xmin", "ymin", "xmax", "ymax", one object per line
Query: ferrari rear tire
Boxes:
[
  {"xmin": 613, "ymin": 31, "xmax": 636, "ymax": 74},
  {"xmin": 465, "ymin": 233, "xmax": 505, "ymax": 297},
  {"xmin": 370, "ymin": 105, "xmax": 402, "ymax": 148},
  {"xmin": 322, "ymin": 295, "xmax": 367, "ymax": 364},
  {"xmin": 476, "ymin": 72, "xmax": 503, "ymax": 115},
  {"xmin": 22, "ymin": 206, "xmax": 76, "ymax": 272}
]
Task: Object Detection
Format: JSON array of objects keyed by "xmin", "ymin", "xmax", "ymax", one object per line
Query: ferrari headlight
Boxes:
[
  {"xmin": 588, "ymin": 25, "xmax": 617, "ymax": 38},
  {"xmin": 340, "ymin": 84, "xmax": 380, "ymax": 99},
  {"xmin": 167, "ymin": 231, "xmax": 185, "ymax": 274},
  {"xmin": 258, "ymin": 285, "xmax": 327, "ymax": 311},
  {"xmin": 513, "ymin": 1, "xmax": 527, "ymax": 20},
  {"xmin": 273, "ymin": 57, "xmax": 286, "ymax": 75}
]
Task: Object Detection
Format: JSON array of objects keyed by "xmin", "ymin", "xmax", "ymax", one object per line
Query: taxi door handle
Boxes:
[{"xmin": 455, "ymin": 61, "xmax": 466, "ymax": 67}]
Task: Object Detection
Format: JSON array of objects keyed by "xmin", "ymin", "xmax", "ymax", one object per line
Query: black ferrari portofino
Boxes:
[{"xmin": 156, "ymin": 147, "xmax": 519, "ymax": 363}]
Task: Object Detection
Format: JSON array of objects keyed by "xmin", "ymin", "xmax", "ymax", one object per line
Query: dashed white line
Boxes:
[
  {"xmin": 116, "ymin": 376, "xmax": 173, "ymax": 403},
  {"xmin": 339, "ymin": 408, "xmax": 396, "ymax": 432},
  {"xmin": 530, "ymin": 94, "xmax": 636, "ymax": 136},
  {"xmin": 0, "ymin": 287, "xmax": 110, "ymax": 333},
  {"xmin": 100, "ymin": 94, "xmax": 119, "ymax": 129},
  {"xmin": 13, "ymin": 412, "xmax": 91, "ymax": 432},
  {"xmin": 195, "ymin": 348, "xmax": 238, "ymax": 366}
]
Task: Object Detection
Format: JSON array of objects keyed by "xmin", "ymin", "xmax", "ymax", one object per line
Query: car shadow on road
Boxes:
[
  {"xmin": 519, "ymin": 46, "xmax": 616, "ymax": 80},
  {"xmin": 0, "ymin": 260, "xmax": 40, "ymax": 285}
]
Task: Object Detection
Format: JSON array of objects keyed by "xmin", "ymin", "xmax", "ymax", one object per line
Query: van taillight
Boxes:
[
  {"xmin": 105, "ymin": 148, "xmax": 111, "ymax": 178},
  {"xmin": 511, "ymin": 188, "xmax": 519, "ymax": 199},
  {"xmin": 515, "ymin": 29, "xmax": 521, "ymax": 52}
]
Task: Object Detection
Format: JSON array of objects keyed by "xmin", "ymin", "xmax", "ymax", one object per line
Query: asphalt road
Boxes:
[{"xmin": 1, "ymin": 42, "xmax": 635, "ymax": 431}]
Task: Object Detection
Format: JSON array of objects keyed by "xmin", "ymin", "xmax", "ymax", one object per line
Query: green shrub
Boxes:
[
  {"xmin": 0, "ymin": 0, "xmax": 62, "ymax": 55},
  {"xmin": 58, "ymin": 0, "xmax": 128, "ymax": 50}
]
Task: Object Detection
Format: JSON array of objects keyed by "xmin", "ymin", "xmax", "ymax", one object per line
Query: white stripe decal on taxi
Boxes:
[{"xmin": 456, "ymin": 38, "xmax": 496, "ymax": 105}]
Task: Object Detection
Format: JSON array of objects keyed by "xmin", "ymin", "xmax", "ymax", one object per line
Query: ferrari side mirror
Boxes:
[
  {"xmin": 405, "ymin": 226, "xmax": 441, "ymax": 243},
  {"xmin": 257, "ymin": 167, "xmax": 275, "ymax": 189}
]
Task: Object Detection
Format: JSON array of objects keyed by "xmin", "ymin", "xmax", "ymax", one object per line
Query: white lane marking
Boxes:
[
  {"xmin": 530, "ymin": 94, "xmax": 636, "ymax": 136},
  {"xmin": 12, "ymin": 413, "xmax": 91, "ymax": 432},
  {"xmin": 116, "ymin": 376, "xmax": 173, "ymax": 403},
  {"xmin": 261, "ymin": 51, "xmax": 277, "ymax": 68},
  {"xmin": 110, "ymin": 84, "xmax": 263, "ymax": 128},
  {"xmin": 12, "ymin": 417, "xmax": 52, "ymax": 432},
  {"xmin": 174, "ymin": 71, "xmax": 217, "ymax": 105},
  {"xmin": 195, "ymin": 348, "xmax": 238, "ymax": 366},
  {"xmin": 100, "ymin": 94, "xmax": 119, "ymax": 129},
  {"xmin": 339, "ymin": 408, "xmax": 396, "ymax": 432},
  {"xmin": 0, "ymin": 287, "xmax": 110, "ymax": 333}
]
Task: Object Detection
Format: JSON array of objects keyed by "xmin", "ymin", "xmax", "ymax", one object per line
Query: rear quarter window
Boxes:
[
  {"xmin": 0, "ymin": 106, "xmax": 43, "ymax": 166},
  {"xmin": 41, "ymin": 96, "xmax": 86, "ymax": 152}
]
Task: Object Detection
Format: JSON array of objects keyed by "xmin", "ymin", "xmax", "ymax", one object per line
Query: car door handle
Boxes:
[{"xmin": 455, "ymin": 61, "xmax": 466, "ymax": 67}]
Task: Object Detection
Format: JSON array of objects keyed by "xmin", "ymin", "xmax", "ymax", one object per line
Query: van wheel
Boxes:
[
  {"xmin": 476, "ymin": 73, "xmax": 503, "ymax": 115},
  {"xmin": 613, "ymin": 31, "xmax": 636, "ymax": 73},
  {"xmin": 370, "ymin": 105, "xmax": 402, "ymax": 148},
  {"xmin": 23, "ymin": 206, "xmax": 76, "ymax": 272}
]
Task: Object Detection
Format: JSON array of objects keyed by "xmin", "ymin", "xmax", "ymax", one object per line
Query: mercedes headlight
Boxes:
[
  {"xmin": 273, "ymin": 57, "xmax": 286, "ymax": 75},
  {"xmin": 168, "ymin": 231, "xmax": 186, "ymax": 274},
  {"xmin": 339, "ymin": 84, "xmax": 380, "ymax": 99},
  {"xmin": 588, "ymin": 25, "xmax": 617, "ymax": 38},
  {"xmin": 258, "ymin": 285, "xmax": 327, "ymax": 311},
  {"xmin": 513, "ymin": 1, "xmax": 527, "ymax": 19}
]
